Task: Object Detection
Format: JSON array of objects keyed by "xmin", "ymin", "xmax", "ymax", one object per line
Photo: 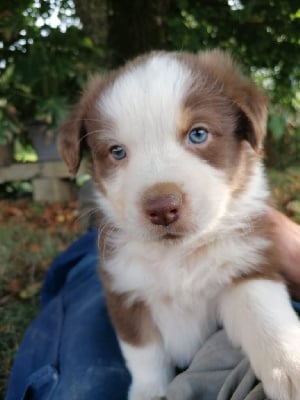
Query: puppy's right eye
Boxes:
[{"xmin": 110, "ymin": 145, "xmax": 127, "ymax": 161}]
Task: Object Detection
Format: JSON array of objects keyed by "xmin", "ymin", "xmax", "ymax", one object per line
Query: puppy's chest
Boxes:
[
  {"xmin": 149, "ymin": 280, "xmax": 219, "ymax": 367},
  {"xmin": 108, "ymin": 242, "xmax": 230, "ymax": 302},
  {"xmin": 107, "ymin": 243, "xmax": 226, "ymax": 366},
  {"xmin": 106, "ymin": 235, "xmax": 267, "ymax": 365},
  {"xmin": 107, "ymin": 235, "xmax": 263, "ymax": 303}
]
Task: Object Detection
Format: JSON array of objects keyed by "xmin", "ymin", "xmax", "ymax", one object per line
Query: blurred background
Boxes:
[{"xmin": 0, "ymin": 0, "xmax": 299, "ymax": 396}]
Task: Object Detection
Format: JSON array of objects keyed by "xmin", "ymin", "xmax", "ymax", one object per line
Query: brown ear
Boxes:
[
  {"xmin": 57, "ymin": 105, "xmax": 86, "ymax": 175},
  {"xmin": 57, "ymin": 75, "xmax": 105, "ymax": 175},
  {"xmin": 199, "ymin": 50, "xmax": 268, "ymax": 152}
]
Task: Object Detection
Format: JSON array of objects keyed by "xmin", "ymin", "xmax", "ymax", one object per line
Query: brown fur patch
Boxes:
[
  {"xmin": 232, "ymin": 211, "xmax": 292, "ymax": 287},
  {"xmin": 142, "ymin": 182, "xmax": 183, "ymax": 204},
  {"xmin": 177, "ymin": 50, "xmax": 268, "ymax": 152},
  {"xmin": 228, "ymin": 141, "xmax": 258, "ymax": 197},
  {"xmin": 58, "ymin": 76, "xmax": 105, "ymax": 175},
  {"xmin": 175, "ymin": 50, "xmax": 267, "ymax": 198},
  {"xmin": 98, "ymin": 224, "xmax": 159, "ymax": 346},
  {"xmin": 100, "ymin": 266, "xmax": 159, "ymax": 346},
  {"xmin": 245, "ymin": 208, "xmax": 300, "ymax": 302}
]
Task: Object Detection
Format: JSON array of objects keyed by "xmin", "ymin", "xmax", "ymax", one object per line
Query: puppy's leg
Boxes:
[
  {"xmin": 120, "ymin": 340, "xmax": 173, "ymax": 400},
  {"xmin": 104, "ymin": 288, "xmax": 173, "ymax": 399},
  {"xmin": 220, "ymin": 279, "xmax": 300, "ymax": 400}
]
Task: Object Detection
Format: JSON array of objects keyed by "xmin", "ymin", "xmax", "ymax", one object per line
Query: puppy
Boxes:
[{"xmin": 58, "ymin": 50, "xmax": 300, "ymax": 400}]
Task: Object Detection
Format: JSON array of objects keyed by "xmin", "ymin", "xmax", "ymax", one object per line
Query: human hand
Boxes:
[{"xmin": 268, "ymin": 208, "xmax": 300, "ymax": 300}]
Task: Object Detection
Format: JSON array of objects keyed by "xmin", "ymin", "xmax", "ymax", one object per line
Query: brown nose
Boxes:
[{"xmin": 144, "ymin": 193, "xmax": 182, "ymax": 226}]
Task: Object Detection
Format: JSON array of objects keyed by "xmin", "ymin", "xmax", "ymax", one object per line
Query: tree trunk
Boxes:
[
  {"xmin": 74, "ymin": 0, "xmax": 171, "ymax": 68},
  {"xmin": 73, "ymin": 0, "xmax": 108, "ymax": 47},
  {"xmin": 107, "ymin": 0, "xmax": 171, "ymax": 67}
]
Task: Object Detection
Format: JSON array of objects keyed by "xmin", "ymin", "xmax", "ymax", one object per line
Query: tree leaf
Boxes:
[{"xmin": 268, "ymin": 114, "xmax": 287, "ymax": 139}]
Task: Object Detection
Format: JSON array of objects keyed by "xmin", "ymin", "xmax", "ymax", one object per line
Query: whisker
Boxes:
[
  {"xmin": 77, "ymin": 206, "xmax": 101, "ymax": 222},
  {"xmin": 63, "ymin": 118, "xmax": 103, "ymax": 125},
  {"xmin": 79, "ymin": 129, "xmax": 103, "ymax": 144},
  {"xmin": 98, "ymin": 221, "xmax": 113, "ymax": 258}
]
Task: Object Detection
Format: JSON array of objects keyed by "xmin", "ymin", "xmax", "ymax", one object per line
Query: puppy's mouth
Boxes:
[
  {"xmin": 161, "ymin": 233, "xmax": 182, "ymax": 240},
  {"xmin": 154, "ymin": 228, "xmax": 188, "ymax": 243},
  {"xmin": 147, "ymin": 220, "xmax": 195, "ymax": 242},
  {"xmin": 133, "ymin": 223, "xmax": 189, "ymax": 243}
]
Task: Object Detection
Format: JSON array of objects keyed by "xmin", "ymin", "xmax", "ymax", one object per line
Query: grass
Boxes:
[
  {"xmin": 0, "ymin": 200, "xmax": 80, "ymax": 397},
  {"xmin": 0, "ymin": 300, "xmax": 38, "ymax": 393}
]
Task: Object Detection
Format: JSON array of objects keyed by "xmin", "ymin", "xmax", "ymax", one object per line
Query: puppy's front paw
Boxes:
[
  {"xmin": 260, "ymin": 339, "xmax": 300, "ymax": 400},
  {"xmin": 262, "ymin": 367, "xmax": 300, "ymax": 400}
]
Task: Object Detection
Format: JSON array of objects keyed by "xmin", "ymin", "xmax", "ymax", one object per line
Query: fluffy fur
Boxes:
[{"xmin": 59, "ymin": 50, "xmax": 300, "ymax": 400}]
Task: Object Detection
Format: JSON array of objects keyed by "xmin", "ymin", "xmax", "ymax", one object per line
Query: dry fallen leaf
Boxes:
[
  {"xmin": 29, "ymin": 242, "xmax": 42, "ymax": 253},
  {"xmin": 56, "ymin": 214, "xmax": 65, "ymax": 223}
]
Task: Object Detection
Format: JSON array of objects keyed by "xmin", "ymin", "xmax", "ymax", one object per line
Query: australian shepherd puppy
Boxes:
[{"xmin": 58, "ymin": 50, "xmax": 300, "ymax": 400}]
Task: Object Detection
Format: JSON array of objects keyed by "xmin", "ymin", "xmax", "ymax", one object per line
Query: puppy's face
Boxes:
[{"xmin": 59, "ymin": 51, "xmax": 268, "ymax": 242}]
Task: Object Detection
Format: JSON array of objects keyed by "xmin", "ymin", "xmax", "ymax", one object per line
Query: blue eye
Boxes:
[
  {"xmin": 188, "ymin": 127, "xmax": 209, "ymax": 144},
  {"xmin": 110, "ymin": 145, "xmax": 127, "ymax": 160}
]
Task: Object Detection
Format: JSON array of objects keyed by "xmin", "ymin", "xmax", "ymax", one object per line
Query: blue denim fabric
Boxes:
[{"xmin": 5, "ymin": 230, "xmax": 130, "ymax": 400}]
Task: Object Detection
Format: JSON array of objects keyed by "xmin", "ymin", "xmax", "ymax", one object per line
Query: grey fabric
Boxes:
[{"xmin": 167, "ymin": 330, "xmax": 268, "ymax": 400}]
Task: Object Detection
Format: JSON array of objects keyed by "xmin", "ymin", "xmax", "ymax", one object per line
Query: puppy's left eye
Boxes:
[
  {"xmin": 110, "ymin": 145, "xmax": 127, "ymax": 160},
  {"xmin": 188, "ymin": 127, "xmax": 209, "ymax": 144}
]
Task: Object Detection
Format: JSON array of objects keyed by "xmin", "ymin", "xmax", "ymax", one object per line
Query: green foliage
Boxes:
[
  {"xmin": 0, "ymin": 181, "xmax": 33, "ymax": 199},
  {"xmin": 266, "ymin": 105, "xmax": 300, "ymax": 167},
  {"xmin": 0, "ymin": 0, "xmax": 299, "ymax": 165},
  {"xmin": 0, "ymin": 0, "xmax": 104, "ymax": 139},
  {"xmin": 165, "ymin": 0, "xmax": 300, "ymax": 167},
  {"xmin": 268, "ymin": 167, "xmax": 300, "ymax": 222},
  {"xmin": 0, "ymin": 100, "xmax": 22, "ymax": 144},
  {"xmin": 268, "ymin": 114, "xmax": 287, "ymax": 140},
  {"xmin": 35, "ymin": 96, "xmax": 69, "ymax": 137},
  {"xmin": 167, "ymin": 0, "xmax": 300, "ymax": 107}
]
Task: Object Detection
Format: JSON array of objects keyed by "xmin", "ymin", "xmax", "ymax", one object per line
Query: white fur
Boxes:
[
  {"xmin": 102, "ymin": 207, "xmax": 270, "ymax": 370},
  {"xmin": 94, "ymin": 54, "xmax": 300, "ymax": 400},
  {"xmin": 120, "ymin": 341, "xmax": 173, "ymax": 400},
  {"xmin": 220, "ymin": 280, "xmax": 300, "ymax": 400},
  {"xmin": 100, "ymin": 53, "xmax": 192, "ymax": 149}
]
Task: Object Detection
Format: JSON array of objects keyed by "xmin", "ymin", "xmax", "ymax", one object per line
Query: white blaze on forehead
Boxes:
[{"xmin": 99, "ymin": 53, "xmax": 192, "ymax": 144}]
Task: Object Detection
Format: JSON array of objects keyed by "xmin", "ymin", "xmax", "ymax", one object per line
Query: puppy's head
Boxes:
[{"xmin": 58, "ymin": 50, "xmax": 268, "ymax": 242}]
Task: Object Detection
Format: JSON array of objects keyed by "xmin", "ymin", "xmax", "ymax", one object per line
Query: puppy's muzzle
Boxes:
[{"xmin": 142, "ymin": 183, "xmax": 183, "ymax": 227}]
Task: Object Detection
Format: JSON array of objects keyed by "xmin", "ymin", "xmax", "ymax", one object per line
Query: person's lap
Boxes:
[{"xmin": 5, "ymin": 230, "xmax": 300, "ymax": 400}]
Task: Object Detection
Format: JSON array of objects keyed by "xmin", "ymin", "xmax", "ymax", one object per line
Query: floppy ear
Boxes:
[
  {"xmin": 57, "ymin": 75, "xmax": 104, "ymax": 175},
  {"xmin": 57, "ymin": 105, "xmax": 86, "ymax": 175},
  {"xmin": 199, "ymin": 50, "xmax": 268, "ymax": 152}
]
